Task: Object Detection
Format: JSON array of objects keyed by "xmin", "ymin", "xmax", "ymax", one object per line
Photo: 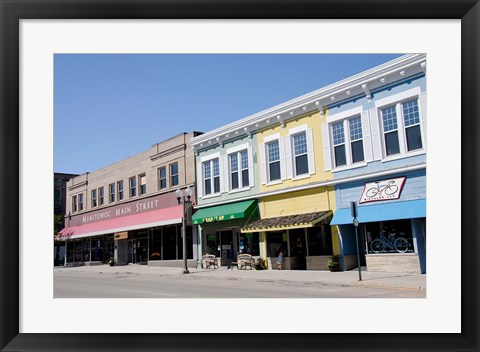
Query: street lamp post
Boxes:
[{"xmin": 176, "ymin": 186, "xmax": 192, "ymax": 274}]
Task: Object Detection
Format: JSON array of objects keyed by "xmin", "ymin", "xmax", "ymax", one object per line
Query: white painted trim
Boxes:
[
  {"xmin": 331, "ymin": 162, "xmax": 368, "ymax": 173},
  {"xmin": 194, "ymin": 162, "xmax": 426, "ymax": 209},
  {"xmin": 288, "ymin": 124, "xmax": 308, "ymax": 135},
  {"xmin": 263, "ymin": 133, "xmax": 281, "ymax": 143},
  {"xmin": 225, "ymin": 142, "xmax": 250, "ymax": 155},
  {"xmin": 199, "ymin": 152, "xmax": 221, "ymax": 163},
  {"xmin": 380, "ymin": 149, "xmax": 426, "ymax": 163},
  {"xmin": 265, "ymin": 180, "xmax": 283, "ymax": 187},
  {"xmin": 326, "ymin": 106, "xmax": 363, "ymax": 123},
  {"xmin": 374, "ymin": 86, "xmax": 421, "ymax": 108},
  {"xmin": 228, "ymin": 187, "xmax": 252, "ymax": 195},
  {"xmin": 190, "ymin": 54, "xmax": 426, "ymax": 148}
]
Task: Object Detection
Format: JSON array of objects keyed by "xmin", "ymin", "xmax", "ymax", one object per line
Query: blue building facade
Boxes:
[{"xmin": 325, "ymin": 54, "xmax": 427, "ymax": 273}]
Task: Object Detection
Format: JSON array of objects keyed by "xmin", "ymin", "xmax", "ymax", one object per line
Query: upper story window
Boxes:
[
  {"xmin": 72, "ymin": 195, "xmax": 77, "ymax": 212},
  {"xmin": 322, "ymin": 87, "xmax": 426, "ymax": 171},
  {"xmin": 129, "ymin": 176, "xmax": 137, "ymax": 197},
  {"xmin": 91, "ymin": 189, "xmax": 97, "ymax": 208},
  {"xmin": 292, "ymin": 132, "xmax": 309, "ymax": 176},
  {"xmin": 117, "ymin": 180, "xmax": 124, "ymax": 201},
  {"xmin": 203, "ymin": 158, "xmax": 220, "ymax": 196},
  {"xmin": 260, "ymin": 127, "xmax": 314, "ymax": 184},
  {"xmin": 139, "ymin": 174, "xmax": 147, "ymax": 195},
  {"xmin": 78, "ymin": 193, "xmax": 84, "ymax": 211},
  {"xmin": 229, "ymin": 149, "xmax": 250, "ymax": 190},
  {"xmin": 170, "ymin": 163, "xmax": 179, "ymax": 187},
  {"xmin": 377, "ymin": 91, "xmax": 425, "ymax": 158},
  {"xmin": 331, "ymin": 116, "xmax": 365, "ymax": 168},
  {"xmin": 99, "ymin": 187, "xmax": 104, "ymax": 206},
  {"xmin": 109, "ymin": 183, "xmax": 115, "ymax": 203},
  {"xmin": 158, "ymin": 166, "xmax": 167, "ymax": 190},
  {"xmin": 267, "ymin": 140, "xmax": 281, "ymax": 182}
]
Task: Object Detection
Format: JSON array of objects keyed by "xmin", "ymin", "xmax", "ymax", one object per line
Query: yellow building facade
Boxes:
[{"xmin": 241, "ymin": 110, "xmax": 339, "ymax": 270}]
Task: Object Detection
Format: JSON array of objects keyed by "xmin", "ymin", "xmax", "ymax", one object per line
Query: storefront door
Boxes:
[{"xmin": 128, "ymin": 240, "xmax": 136, "ymax": 264}]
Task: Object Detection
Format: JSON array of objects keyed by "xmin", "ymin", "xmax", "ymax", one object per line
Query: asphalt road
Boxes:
[{"xmin": 54, "ymin": 269, "xmax": 424, "ymax": 298}]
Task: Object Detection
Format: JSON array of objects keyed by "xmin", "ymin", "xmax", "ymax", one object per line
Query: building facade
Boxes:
[
  {"xmin": 191, "ymin": 54, "xmax": 426, "ymax": 273},
  {"xmin": 327, "ymin": 54, "xmax": 427, "ymax": 273},
  {"xmin": 60, "ymin": 132, "xmax": 202, "ymax": 267}
]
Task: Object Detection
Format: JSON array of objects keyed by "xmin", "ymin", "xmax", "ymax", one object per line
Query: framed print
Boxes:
[{"xmin": 1, "ymin": 0, "xmax": 479, "ymax": 351}]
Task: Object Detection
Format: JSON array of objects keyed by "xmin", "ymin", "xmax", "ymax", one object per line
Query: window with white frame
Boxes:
[
  {"xmin": 109, "ymin": 183, "xmax": 115, "ymax": 203},
  {"xmin": 349, "ymin": 116, "xmax": 365, "ymax": 163},
  {"xmin": 380, "ymin": 98, "xmax": 423, "ymax": 156},
  {"xmin": 139, "ymin": 174, "xmax": 147, "ymax": 195},
  {"xmin": 129, "ymin": 176, "xmax": 136, "ymax": 197},
  {"xmin": 170, "ymin": 163, "xmax": 179, "ymax": 187},
  {"xmin": 267, "ymin": 140, "xmax": 281, "ymax": 182},
  {"xmin": 78, "ymin": 193, "xmax": 84, "ymax": 211},
  {"xmin": 91, "ymin": 189, "xmax": 97, "ymax": 208},
  {"xmin": 331, "ymin": 116, "xmax": 365, "ymax": 168},
  {"xmin": 117, "ymin": 180, "xmax": 124, "ymax": 201},
  {"xmin": 158, "ymin": 166, "xmax": 167, "ymax": 190},
  {"xmin": 72, "ymin": 195, "xmax": 77, "ymax": 212},
  {"xmin": 99, "ymin": 187, "xmax": 104, "ymax": 206},
  {"xmin": 203, "ymin": 158, "xmax": 220, "ymax": 196},
  {"xmin": 292, "ymin": 132, "xmax": 309, "ymax": 176},
  {"xmin": 229, "ymin": 149, "xmax": 249, "ymax": 190}
]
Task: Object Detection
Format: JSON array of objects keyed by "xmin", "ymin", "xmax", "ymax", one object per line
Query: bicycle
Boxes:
[
  {"xmin": 365, "ymin": 180, "xmax": 399, "ymax": 198},
  {"xmin": 370, "ymin": 231, "xmax": 409, "ymax": 253}
]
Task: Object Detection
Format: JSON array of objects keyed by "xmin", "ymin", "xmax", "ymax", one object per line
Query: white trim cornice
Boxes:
[{"xmin": 190, "ymin": 54, "xmax": 426, "ymax": 150}]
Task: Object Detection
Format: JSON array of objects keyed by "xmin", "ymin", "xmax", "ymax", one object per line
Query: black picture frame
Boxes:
[{"xmin": 1, "ymin": 1, "xmax": 479, "ymax": 351}]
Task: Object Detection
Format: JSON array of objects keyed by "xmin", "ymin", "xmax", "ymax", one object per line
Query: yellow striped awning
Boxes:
[{"xmin": 241, "ymin": 211, "xmax": 332, "ymax": 233}]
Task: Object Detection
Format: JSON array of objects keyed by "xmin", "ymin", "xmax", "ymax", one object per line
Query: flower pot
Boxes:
[{"xmin": 328, "ymin": 265, "xmax": 341, "ymax": 272}]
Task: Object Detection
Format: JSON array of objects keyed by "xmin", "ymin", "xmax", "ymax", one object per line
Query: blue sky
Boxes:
[{"xmin": 54, "ymin": 54, "xmax": 402, "ymax": 174}]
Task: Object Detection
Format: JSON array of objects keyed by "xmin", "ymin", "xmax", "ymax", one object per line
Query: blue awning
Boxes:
[{"xmin": 330, "ymin": 199, "xmax": 426, "ymax": 225}]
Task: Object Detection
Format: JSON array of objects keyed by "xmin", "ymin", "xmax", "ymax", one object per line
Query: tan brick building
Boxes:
[{"xmin": 60, "ymin": 132, "xmax": 202, "ymax": 267}]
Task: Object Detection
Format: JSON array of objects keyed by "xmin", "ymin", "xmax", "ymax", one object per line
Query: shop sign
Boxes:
[{"xmin": 359, "ymin": 177, "xmax": 406, "ymax": 204}]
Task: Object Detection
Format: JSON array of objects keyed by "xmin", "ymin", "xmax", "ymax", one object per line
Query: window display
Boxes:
[{"xmin": 365, "ymin": 219, "xmax": 414, "ymax": 254}]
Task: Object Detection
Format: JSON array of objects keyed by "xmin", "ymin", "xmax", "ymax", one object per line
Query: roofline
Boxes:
[{"xmin": 190, "ymin": 54, "xmax": 426, "ymax": 148}]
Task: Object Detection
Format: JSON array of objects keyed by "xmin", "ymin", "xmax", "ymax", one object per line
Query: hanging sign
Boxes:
[{"xmin": 359, "ymin": 177, "xmax": 406, "ymax": 204}]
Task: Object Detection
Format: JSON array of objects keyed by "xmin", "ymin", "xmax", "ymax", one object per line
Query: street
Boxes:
[{"xmin": 54, "ymin": 266, "xmax": 425, "ymax": 298}]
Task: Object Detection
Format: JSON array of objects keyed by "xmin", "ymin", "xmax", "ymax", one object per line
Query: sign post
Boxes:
[{"xmin": 351, "ymin": 201, "xmax": 362, "ymax": 281}]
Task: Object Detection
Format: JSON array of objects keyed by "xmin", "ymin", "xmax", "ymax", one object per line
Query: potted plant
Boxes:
[{"xmin": 327, "ymin": 256, "xmax": 341, "ymax": 272}]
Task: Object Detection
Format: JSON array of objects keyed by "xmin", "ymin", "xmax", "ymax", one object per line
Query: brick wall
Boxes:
[{"xmin": 366, "ymin": 253, "xmax": 420, "ymax": 274}]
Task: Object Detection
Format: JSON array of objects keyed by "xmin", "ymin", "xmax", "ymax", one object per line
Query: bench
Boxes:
[
  {"xmin": 201, "ymin": 254, "xmax": 218, "ymax": 269},
  {"xmin": 237, "ymin": 254, "xmax": 255, "ymax": 270}
]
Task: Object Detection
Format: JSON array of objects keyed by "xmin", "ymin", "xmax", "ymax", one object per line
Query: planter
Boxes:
[{"xmin": 328, "ymin": 265, "xmax": 341, "ymax": 272}]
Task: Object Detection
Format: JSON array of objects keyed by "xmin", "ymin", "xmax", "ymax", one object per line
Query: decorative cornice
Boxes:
[{"xmin": 190, "ymin": 54, "xmax": 427, "ymax": 150}]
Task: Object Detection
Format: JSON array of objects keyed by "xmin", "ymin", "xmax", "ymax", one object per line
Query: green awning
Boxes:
[{"xmin": 192, "ymin": 200, "xmax": 258, "ymax": 225}]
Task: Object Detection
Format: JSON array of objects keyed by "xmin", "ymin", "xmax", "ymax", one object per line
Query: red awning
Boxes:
[{"xmin": 59, "ymin": 205, "xmax": 183, "ymax": 240}]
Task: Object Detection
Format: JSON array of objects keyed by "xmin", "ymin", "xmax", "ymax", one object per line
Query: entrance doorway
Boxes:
[{"xmin": 128, "ymin": 239, "xmax": 148, "ymax": 264}]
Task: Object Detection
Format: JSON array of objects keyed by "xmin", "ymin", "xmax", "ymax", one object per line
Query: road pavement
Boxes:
[{"xmin": 54, "ymin": 264, "xmax": 426, "ymax": 298}]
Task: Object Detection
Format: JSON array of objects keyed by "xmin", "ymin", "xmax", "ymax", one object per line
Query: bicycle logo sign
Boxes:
[{"xmin": 359, "ymin": 177, "xmax": 406, "ymax": 204}]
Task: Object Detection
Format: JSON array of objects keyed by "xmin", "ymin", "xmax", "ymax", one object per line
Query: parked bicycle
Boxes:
[
  {"xmin": 365, "ymin": 180, "xmax": 399, "ymax": 198},
  {"xmin": 370, "ymin": 231, "xmax": 409, "ymax": 253}
]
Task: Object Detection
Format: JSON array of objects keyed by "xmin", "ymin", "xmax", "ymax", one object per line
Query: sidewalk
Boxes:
[{"xmin": 55, "ymin": 264, "xmax": 426, "ymax": 291}]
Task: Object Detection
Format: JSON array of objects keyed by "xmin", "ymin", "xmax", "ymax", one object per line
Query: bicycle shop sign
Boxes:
[{"xmin": 359, "ymin": 177, "xmax": 406, "ymax": 204}]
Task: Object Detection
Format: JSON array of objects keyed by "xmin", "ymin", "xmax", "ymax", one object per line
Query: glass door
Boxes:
[{"xmin": 128, "ymin": 240, "xmax": 136, "ymax": 264}]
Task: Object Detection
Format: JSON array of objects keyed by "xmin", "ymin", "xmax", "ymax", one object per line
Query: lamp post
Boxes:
[{"xmin": 176, "ymin": 186, "xmax": 192, "ymax": 274}]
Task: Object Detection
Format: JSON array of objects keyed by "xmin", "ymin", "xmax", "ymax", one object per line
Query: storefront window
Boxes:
[
  {"xmin": 149, "ymin": 228, "xmax": 162, "ymax": 260},
  {"xmin": 91, "ymin": 237, "xmax": 104, "ymax": 262},
  {"xmin": 220, "ymin": 230, "xmax": 233, "ymax": 259},
  {"xmin": 365, "ymin": 219, "xmax": 414, "ymax": 254},
  {"xmin": 307, "ymin": 225, "xmax": 333, "ymax": 256},
  {"xmin": 204, "ymin": 232, "xmax": 220, "ymax": 257},
  {"xmin": 163, "ymin": 225, "xmax": 178, "ymax": 260},
  {"xmin": 239, "ymin": 233, "xmax": 259, "ymax": 256},
  {"xmin": 266, "ymin": 231, "xmax": 288, "ymax": 257}
]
